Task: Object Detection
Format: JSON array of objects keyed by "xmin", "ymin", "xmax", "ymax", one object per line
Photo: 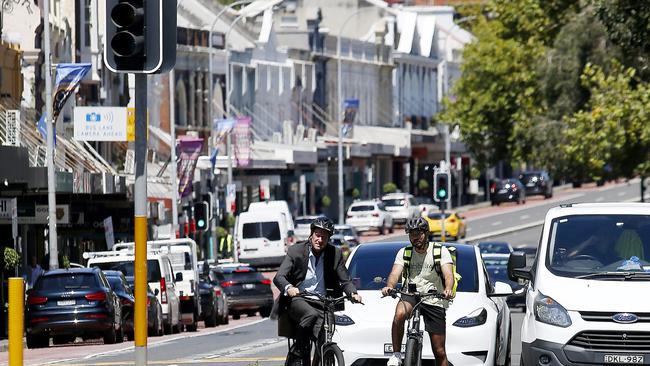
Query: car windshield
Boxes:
[
  {"xmin": 383, "ymin": 199, "xmax": 406, "ymax": 207},
  {"xmin": 518, "ymin": 173, "xmax": 538, "ymax": 184},
  {"xmin": 351, "ymin": 205, "xmax": 375, "ymax": 212},
  {"xmin": 212, "ymin": 270, "xmax": 262, "ymax": 283},
  {"xmin": 335, "ymin": 228, "xmax": 355, "ymax": 236},
  {"xmin": 107, "ymin": 277, "xmax": 127, "ymax": 292},
  {"xmin": 479, "ymin": 243, "xmax": 511, "ymax": 254},
  {"xmin": 91, "ymin": 260, "xmax": 162, "ymax": 281},
  {"xmin": 546, "ymin": 214, "xmax": 650, "ymax": 278},
  {"xmin": 347, "ymin": 244, "xmax": 479, "ymax": 292},
  {"xmin": 295, "ymin": 218, "xmax": 315, "ymax": 225},
  {"xmin": 428, "ymin": 212, "xmax": 451, "ymax": 219},
  {"xmin": 415, "ymin": 197, "xmax": 433, "ymax": 205},
  {"xmin": 35, "ymin": 273, "xmax": 98, "ymax": 290},
  {"xmin": 242, "ymin": 221, "xmax": 281, "ymax": 241}
]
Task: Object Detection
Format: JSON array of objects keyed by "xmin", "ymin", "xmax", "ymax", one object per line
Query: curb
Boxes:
[{"xmin": 454, "ymin": 183, "xmax": 573, "ymax": 214}]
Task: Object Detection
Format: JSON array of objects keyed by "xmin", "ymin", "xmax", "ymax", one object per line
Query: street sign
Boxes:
[
  {"xmin": 226, "ymin": 184, "xmax": 236, "ymax": 214},
  {"xmin": 74, "ymin": 107, "xmax": 128, "ymax": 141},
  {"xmin": 260, "ymin": 179, "xmax": 270, "ymax": 200},
  {"xmin": 299, "ymin": 175, "xmax": 306, "ymax": 196}
]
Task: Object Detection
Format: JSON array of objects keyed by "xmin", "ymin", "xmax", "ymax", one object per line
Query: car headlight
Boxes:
[
  {"xmin": 534, "ymin": 292, "xmax": 571, "ymax": 327},
  {"xmin": 335, "ymin": 314, "xmax": 355, "ymax": 326},
  {"xmin": 453, "ymin": 308, "xmax": 487, "ymax": 328}
]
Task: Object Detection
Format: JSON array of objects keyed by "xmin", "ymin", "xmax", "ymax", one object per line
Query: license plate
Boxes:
[
  {"xmin": 498, "ymin": 189, "xmax": 507, "ymax": 194},
  {"xmin": 57, "ymin": 300, "xmax": 75, "ymax": 306},
  {"xmin": 384, "ymin": 343, "xmax": 406, "ymax": 354},
  {"xmin": 526, "ymin": 182, "xmax": 536, "ymax": 187},
  {"xmin": 243, "ymin": 284, "xmax": 255, "ymax": 290},
  {"xmin": 604, "ymin": 355, "xmax": 644, "ymax": 364}
]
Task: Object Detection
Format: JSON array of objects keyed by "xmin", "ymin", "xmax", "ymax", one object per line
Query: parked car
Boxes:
[
  {"xmin": 482, "ymin": 253, "xmax": 525, "ymax": 309},
  {"xmin": 518, "ymin": 170, "xmax": 553, "ymax": 199},
  {"xmin": 235, "ymin": 210, "xmax": 292, "ymax": 268},
  {"xmin": 85, "ymin": 250, "xmax": 182, "ymax": 334},
  {"xmin": 198, "ymin": 276, "xmax": 229, "ymax": 327},
  {"xmin": 124, "ymin": 277, "xmax": 164, "ymax": 337},
  {"xmin": 329, "ymin": 234, "xmax": 352, "ymax": 259},
  {"xmin": 338, "ymin": 242, "xmax": 512, "ymax": 365},
  {"xmin": 491, "ymin": 178, "xmax": 526, "ymax": 205},
  {"xmin": 381, "ymin": 193, "xmax": 420, "ymax": 224},
  {"xmin": 25, "ymin": 268, "xmax": 123, "ymax": 348},
  {"xmin": 346, "ymin": 200, "xmax": 394, "ymax": 234},
  {"xmin": 334, "ymin": 224, "xmax": 360, "ymax": 247},
  {"xmin": 422, "ymin": 211, "xmax": 467, "ymax": 240},
  {"xmin": 103, "ymin": 270, "xmax": 134, "ymax": 340},
  {"xmin": 478, "ymin": 241, "xmax": 514, "ymax": 255},
  {"xmin": 211, "ymin": 263, "xmax": 273, "ymax": 320},
  {"xmin": 294, "ymin": 215, "xmax": 326, "ymax": 241},
  {"xmin": 510, "ymin": 203, "xmax": 650, "ymax": 365}
]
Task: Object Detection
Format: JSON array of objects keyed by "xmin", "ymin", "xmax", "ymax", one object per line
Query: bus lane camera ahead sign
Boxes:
[{"xmin": 74, "ymin": 107, "xmax": 128, "ymax": 141}]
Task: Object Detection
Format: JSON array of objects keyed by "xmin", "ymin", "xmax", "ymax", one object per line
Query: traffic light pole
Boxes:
[
  {"xmin": 440, "ymin": 201, "xmax": 446, "ymax": 243},
  {"xmin": 133, "ymin": 74, "xmax": 148, "ymax": 366}
]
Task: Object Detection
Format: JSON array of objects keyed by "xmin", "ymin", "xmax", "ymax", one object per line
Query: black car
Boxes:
[
  {"xmin": 518, "ymin": 170, "xmax": 553, "ymax": 199},
  {"xmin": 491, "ymin": 178, "xmax": 526, "ymax": 205},
  {"xmin": 104, "ymin": 270, "xmax": 134, "ymax": 340},
  {"xmin": 198, "ymin": 277, "xmax": 229, "ymax": 327},
  {"xmin": 211, "ymin": 264, "xmax": 273, "ymax": 320},
  {"xmin": 125, "ymin": 276, "xmax": 165, "ymax": 336},
  {"xmin": 25, "ymin": 268, "xmax": 123, "ymax": 348},
  {"xmin": 482, "ymin": 254, "xmax": 526, "ymax": 309}
]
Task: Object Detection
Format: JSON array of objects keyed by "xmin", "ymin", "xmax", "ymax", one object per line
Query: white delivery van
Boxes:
[
  {"xmin": 84, "ymin": 250, "xmax": 182, "ymax": 334},
  {"xmin": 248, "ymin": 200, "xmax": 296, "ymax": 230},
  {"xmin": 113, "ymin": 239, "xmax": 201, "ymax": 331},
  {"xmin": 509, "ymin": 203, "xmax": 650, "ymax": 366},
  {"xmin": 236, "ymin": 210, "xmax": 290, "ymax": 268}
]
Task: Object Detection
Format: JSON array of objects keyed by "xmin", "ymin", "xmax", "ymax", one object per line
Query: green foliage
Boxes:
[
  {"xmin": 4, "ymin": 248, "xmax": 20, "ymax": 270},
  {"xmin": 351, "ymin": 188, "xmax": 360, "ymax": 199},
  {"xmin": 417, "ymin": 179, "xmax": 429, "ymax": 191},
  {"xmin": 226, "ymin": 214, "xmax": 236, "ymax": 228},
  {"xmin": 321, "ymin": 195, "xmax": 331, "ymax": 208},
  {"xmin": 62, "ymin": 256, "xmax": 70, "ymax": 270},
  {"xmin": 382, "ymin": 182, "xmax": 397, "ymax": 194},
  {"xmin": 470, "ymin": 167, "xmax": 482, "ymax": 180}
]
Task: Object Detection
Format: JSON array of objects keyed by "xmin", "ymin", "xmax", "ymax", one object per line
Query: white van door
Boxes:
[{"xmin": 239, "ymin": 220, "xmax": 286, "ymax": 259}]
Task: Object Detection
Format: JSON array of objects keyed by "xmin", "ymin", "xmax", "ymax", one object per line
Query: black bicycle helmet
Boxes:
[
  {"xmin": 311, "ymin": 216, "xmax": 335, "ymax": 236},
  {"xmin": 405, "ymin": 217, "xmax": 429, "ymax": 233}
]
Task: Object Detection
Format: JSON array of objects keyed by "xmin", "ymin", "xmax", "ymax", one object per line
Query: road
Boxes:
[{"xmin": 0, "ymin": 180, "xmax": 641, "ymax": 366}]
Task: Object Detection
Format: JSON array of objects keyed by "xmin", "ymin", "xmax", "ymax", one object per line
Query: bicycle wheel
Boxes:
[
  {"xmin": 317, "ymin": 344, "xmax": 345, "ymax": 366},
  {"xmin": 403, "ymin": 337, "xmax": 421, "ymax": 366}
]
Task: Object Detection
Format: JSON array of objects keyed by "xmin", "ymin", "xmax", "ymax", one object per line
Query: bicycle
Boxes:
[
  {"xmin": 281, "ymin": 291, "xmax": 360, "ymax": 366},
  {"xmin": 385, "ymin": 286, "xmax": 447, "ymax": 366}
]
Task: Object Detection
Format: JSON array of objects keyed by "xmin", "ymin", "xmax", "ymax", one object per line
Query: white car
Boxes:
[
  {"xmin": 294, "ymin": 215, "xmax": 325, "ymax": 241},
  {"xmin": 335, "ymin": 242, "xmax": 512, "ymax": 366},
  {"xmin": 509, "ymin": 203, "xmax": 650, "ymax": 365},
  {"xmin": 346, "ymin": 200, "xmax": 394, "ymax": 234},
  {"xmin": 381, "ymin": 193, "xmax": 420, "ymax": 224}
]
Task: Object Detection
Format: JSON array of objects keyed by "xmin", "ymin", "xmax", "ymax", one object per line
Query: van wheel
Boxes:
[
  {"xmin": 232, "ymin": 312, "xmax": 241, "ymax": 320},
  {"xmin": 163, "ymin": 321, "xmax": 172, "ymax": 335},
  {"xmin": 186, "ymin": 314, "xmax": 198, "ymax": 332},
  {"xmin": 103, "ymin": 327, "xmax": 117, "ymax": 344}
]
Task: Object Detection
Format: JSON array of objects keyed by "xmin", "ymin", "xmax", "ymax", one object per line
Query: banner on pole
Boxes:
[
  {"xmin": 233, "ymin": 116, "xmax": 251, "ymax": 167},
  {"xmin": 177, "ymin": 137, "xmax": 204, "ymax": 198},
  {"xmin": 342, "ymin": 99, "xmax": 359, "ymax": 137},
  {"xmin": 52, "ymin": 63, "xmax": 91, "ymax": 123}
]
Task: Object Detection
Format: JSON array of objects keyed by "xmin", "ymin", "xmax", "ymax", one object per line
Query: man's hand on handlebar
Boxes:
[
  {"xmin": 287, "ymin": 287, "xmax": 300, "ymax": 297},
  {"xmin": 442, "ymin": 288, "xmax": 453, "ymax": 300},
  {"xmin": 381, "ymin": 286, "xmax": 394, "ymax": 297},
  {"xmin": 351, "ymin": 293, "xmax": 363, "ymax": 304}
]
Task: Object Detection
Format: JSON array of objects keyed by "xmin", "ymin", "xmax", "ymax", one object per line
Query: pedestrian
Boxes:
[
  {"xmin": 219, "ymin": 232, "xmax": 233, "ymax": 260},
  {"xmin": 28, "ymin": 256, "xmax": 44, "ymax": 288}
]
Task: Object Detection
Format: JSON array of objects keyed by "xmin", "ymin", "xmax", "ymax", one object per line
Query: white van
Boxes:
[
  {"xmin": 235, "ymin": 210, "xmax": 290, "ymax": 267},
  {"xmin": 509, "ymin": 203, "xmax": 650, "ymax": 366},
  {"xmin": 84, "ymin": 250, "xmax": 182, "ymax": 334},
  {"xmin": 248, "ymin": 200, "xmax": 296, "ymax": 231},
  {"xmin": 113, "ymin": 239, "xmax": 201, "ymax": 332}
]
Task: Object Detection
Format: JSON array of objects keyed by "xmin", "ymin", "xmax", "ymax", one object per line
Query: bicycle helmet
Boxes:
[
  {"xmin": 405, "ymin": 217, "xmax": 429, "ymax": 233},
  {"xmin": 311, "ymin": 216, "xmax": 335, "ymax": 236}
]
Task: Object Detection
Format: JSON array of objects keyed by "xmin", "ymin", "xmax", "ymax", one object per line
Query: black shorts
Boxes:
[{"xmin": 401, "ymin": 296, "xmax": 446, "ymax": 335}]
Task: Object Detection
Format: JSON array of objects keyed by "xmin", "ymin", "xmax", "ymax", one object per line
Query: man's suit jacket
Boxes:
[{"xmin": 273, "ymin": 241, "xmax": 357, "ymax": 315}]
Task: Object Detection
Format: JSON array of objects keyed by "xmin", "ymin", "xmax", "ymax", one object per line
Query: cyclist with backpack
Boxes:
[{"xmin": 381, "ymin": 217, "xmax": 456, "ymax": 366}]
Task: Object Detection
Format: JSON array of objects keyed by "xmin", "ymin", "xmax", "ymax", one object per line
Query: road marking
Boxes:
[
  {"xmin": 520, "ymin": 215, "xmax": 530, "ymax": 220},
  {"xmin": 618, "ymin": 191, "xmax": 626, "ymax": 196},
  {"xmin": 201, "ymin": 337, "xmax": 285, "ymax": 359},
  {"xmin": 50, "ymin": 357, "xmax": 287, "ymax": 366},
  {"xmin": 595, "ymin": 197, "xmax": 604, "ymax": 202},
  {"xmin": 491, "ymin": 221, "xmax": 502, "ymax": 226}
]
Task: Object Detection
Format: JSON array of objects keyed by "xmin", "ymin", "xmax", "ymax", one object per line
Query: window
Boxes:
[
  {"xmin": 92, "ymin": 260, "xmax": 162, "ymax": 282},
  {"xmin": 350, "ymin": 205, "xmax": 374, "ymax": 212},
  {"xmin": 242, "ymin": 222, "xmax": 281, "ymax": 241},
  {"xmin": 84, "ymin": 0, "xmax": 92, "ymax": 47},
  {"xmin": 35, "ymin": 273, "xmax": 98, "ymax": 290}
]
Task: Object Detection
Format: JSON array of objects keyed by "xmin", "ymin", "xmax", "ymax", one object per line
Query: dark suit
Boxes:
[{"xmin": 273, "ymin": 241, "xmax": 357, "ymax": 363}]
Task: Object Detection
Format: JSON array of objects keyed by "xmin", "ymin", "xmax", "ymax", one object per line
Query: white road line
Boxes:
[
  {"xmin": 595, "ymin": 197, "xmax": 604, "ymax": 202},
  {"xmin": 520, "ymin": 214, "xmax": 530, "ymax": 220},
  {"xmin": 618, "ymin": 191, "xmax": 626, "ymax": 196},
  {"xmin": 491, "ymin": 221, "xmax": 502, "ymax": 226}
]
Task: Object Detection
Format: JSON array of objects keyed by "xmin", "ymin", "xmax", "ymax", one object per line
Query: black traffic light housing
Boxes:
[
  {"xmin": 193, "ymin": 201, "xmax": 210, "ymax": 232},
  {"xmin": 434, "ymin": 171, "xmax": 450, "ymax": 202},
  {"xmin": 105, "ymin": 0, "xmax": 176, "ymax": 73}
]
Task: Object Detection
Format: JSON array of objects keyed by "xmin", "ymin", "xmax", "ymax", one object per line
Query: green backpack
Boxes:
[{"xmin": 401, "ymin": 242, "xmax": 462, "ymax": 297}]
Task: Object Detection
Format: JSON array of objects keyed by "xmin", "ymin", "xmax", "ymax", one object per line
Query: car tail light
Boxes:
[
  {"xmin": 86, "ymin": 313, "xmax": 108, "ymax": 319},
  {"xmin": 147, "ymin": 297, "xmax": 151, "ymax": 306},
  {"xmin": 31, "ymin": 316, "xmax": 49, "ymax": 323},
  {"xmin": 180, "ymin": 295, "xmax": 190, "ymax": 301},
  {"xmin": 214, "ymin": 288, "xmax": 222, "ymax": 296},
  {"xmin": 121, "ymin": 298, "xmax": 133, "ymax": 305},
  {"xmin": 221, "ymin": 281, "xmax": 238, "ymax": 287},
  {"xmin": 27, "ymin": 296, "xmax": 48, "ymax": 305},
  {"xmin": 234, "ymin": 268, "xmax": 251, "ymax": 273},
  {"xmin": 260, "ymin": 279, "xmax": 272, "ymax": 285},
  {"xmin": 85, "ymin": 292, "xmax": 107, "ymax": 301},
  {"xmin": 372, "ymin": 213, "xmax": 379, "ymax": 217},
  {"xmin": 160, "ymin": 278, "xmax": 168, "ymax": 304}
]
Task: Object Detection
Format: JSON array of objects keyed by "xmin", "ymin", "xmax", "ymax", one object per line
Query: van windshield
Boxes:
[
  {"xmin": 382, "ymin": 199, "xmax": 406, "ymax": 207},
  {"xmin": 546, "ymin": 214, "xmax": 650, "ymax": 279},
  {"xmin": 242, "ymin": 222, "xmax": 281, "ymax": 241}
]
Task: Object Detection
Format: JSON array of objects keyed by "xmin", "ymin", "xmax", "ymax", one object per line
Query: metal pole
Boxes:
[
  {"xmin": 170, "ymin": 70, "xmax": 179, "ymax": 237},
  {"xmin": 8, "ymin": 278, "xmax": 23, "ymax": 366},
  {"xmin": 133, "ymin": 74, "xmax": 148, "ymax": 366},
  {"xmin": 225, "ymin": 14, "xmax": 246, "ymax": 186},
  {"xmin": 43, "ymin": 0, "xmax": 58, "ymax": 270}
]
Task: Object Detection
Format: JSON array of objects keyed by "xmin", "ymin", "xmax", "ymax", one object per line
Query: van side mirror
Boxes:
[
  {"xmin": 175, "ymin": 272, "xmax": 183, "ymax": 282},
  {"xmin": 154, "ymin": 288, "xmax": 159, "ymax": 296},
  {"xmin": 508, "ymin": 252, "xmax": 532, "ymax": 282}
]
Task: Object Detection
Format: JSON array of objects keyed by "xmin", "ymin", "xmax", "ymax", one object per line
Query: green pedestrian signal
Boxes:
[{"xmin": 434, "ymin": 171, "xmax": 450, "ymax": 202}]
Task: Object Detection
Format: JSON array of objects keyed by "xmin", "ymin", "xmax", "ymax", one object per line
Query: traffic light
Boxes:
[
  {"xmin": 193, "ymin": 201, "xmax": 209, "ymax": 232},
  {"xmin": 105, "ymin": 0, "xmax": 177, "ymax": 73},
  {"xmin": 434, "ymin": 171, "xmax": 450, "ymax": 202}
]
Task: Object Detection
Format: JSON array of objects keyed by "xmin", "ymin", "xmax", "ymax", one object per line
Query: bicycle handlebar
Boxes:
[
  {"xmin": 299, "ymin": 291, "xmax": 364, "ymax": 305},
  {"xmin": 384, "ymin": 288, "xmax": 447, "ymax": 300}
]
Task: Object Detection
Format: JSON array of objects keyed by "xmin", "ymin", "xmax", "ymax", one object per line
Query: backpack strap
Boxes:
[
  {"xmin": 401, "ymin": 245, "xmax": 413, "ymax": 285},
  {"xmin": 432, "ymin": 242, "xmax": 443, "ymax": 275}
]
